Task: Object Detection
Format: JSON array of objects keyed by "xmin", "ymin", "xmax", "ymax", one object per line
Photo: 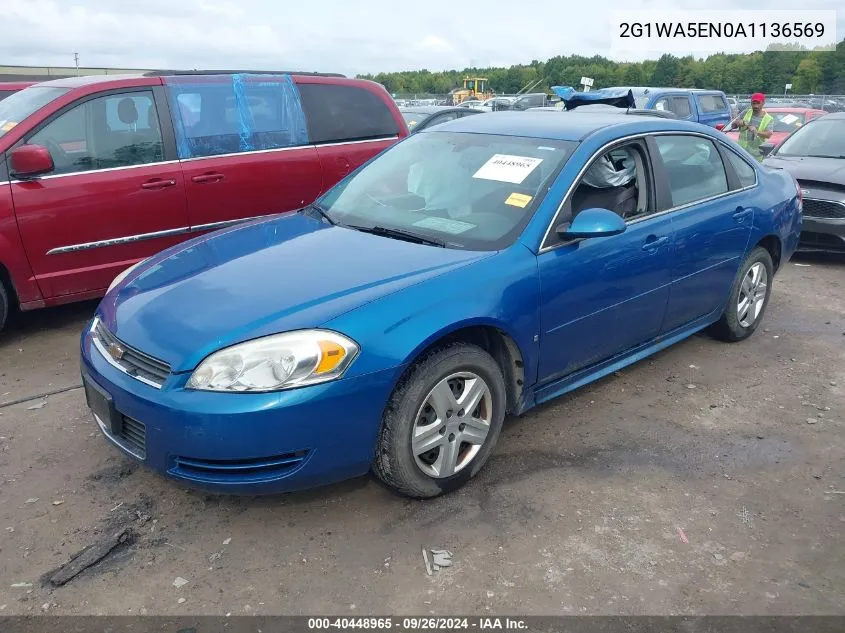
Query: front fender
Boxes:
[{"xmin": 324, "ymin": 244, "xmax": 540, "ymax": 390}]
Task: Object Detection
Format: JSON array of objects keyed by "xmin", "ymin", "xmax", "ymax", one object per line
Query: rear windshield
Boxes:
[
  {"xmin": 0, "ymin": 86, "xmax": 69, "ymax": 139},
  {"xmin": 770, "ymin": 111, "xmax": 806, "ymax": 132}
]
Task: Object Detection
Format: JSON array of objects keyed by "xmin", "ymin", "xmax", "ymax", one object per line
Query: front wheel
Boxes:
[
  {"xmin": 373, "ymin": 343, "xmax": 506, "ymax": 498},
  {"xmin": 710, "ymin": 246, "xmax": 774, "ymax": 342}
]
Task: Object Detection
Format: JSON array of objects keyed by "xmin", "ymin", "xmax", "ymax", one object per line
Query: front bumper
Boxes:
[
  {"xmin": 80, "ymin": 324, "xmax": 399, "ymax": 495},
  {"xmin": 799, "ymin": 216, "xmax": 845, "ymax": 253}
]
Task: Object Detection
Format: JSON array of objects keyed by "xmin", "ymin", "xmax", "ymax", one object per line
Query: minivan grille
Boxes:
[
  {"xmin": 91, "ymin": 318, "xmax": 171, "ymax": 388},
  {"xmin": 803, "ymin": 198, "xmax": 845, "ymax": 219}
]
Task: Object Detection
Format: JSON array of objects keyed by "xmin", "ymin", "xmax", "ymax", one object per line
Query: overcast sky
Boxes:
[{"xmin": 1, "ymin": 0, "xmax": 842, "ymax": 76}]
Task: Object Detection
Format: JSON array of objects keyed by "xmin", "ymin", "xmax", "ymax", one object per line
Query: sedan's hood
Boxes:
[
  {"xmin": 98, "ymin": 213, "xmax": 491, "ymax": 372},
  {"xmin": 763, "ymin": 155, "xmax": 845, "ymax": 187}
]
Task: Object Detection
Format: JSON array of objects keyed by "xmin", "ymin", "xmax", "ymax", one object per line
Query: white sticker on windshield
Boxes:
[
  {"xmin": 412, "ymin": 217, "xmax": 475, "ymax": 235},
  {"xmin": 472, "ymin": 154, "xmax": 544, "ymax": 184},
  {"xmin": 780, "ymin": 113, "xmax": 800, "ymax": 124}
]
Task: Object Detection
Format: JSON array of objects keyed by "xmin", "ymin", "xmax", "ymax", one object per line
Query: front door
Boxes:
[
  {"xmin": 10, "ymin": 88, "xmax": 189, "ymax": 299},
  {"xmin": 536, "ymin": 139, "xmax": 673, "ymax": 394}
]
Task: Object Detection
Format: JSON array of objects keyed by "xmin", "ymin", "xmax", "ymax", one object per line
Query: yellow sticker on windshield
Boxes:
[
  {"xmin": 1, "ymin": 121, "xmax": 17, "ymax": 132},
  {"xmin": 505, "ymin": 192, "xmax": 533, "ymax": 208}
]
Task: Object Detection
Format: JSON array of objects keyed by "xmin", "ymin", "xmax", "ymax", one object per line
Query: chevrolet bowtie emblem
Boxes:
[{"xmin": 107, "ymin": 342, "xmax": 126, "ymax": 361}]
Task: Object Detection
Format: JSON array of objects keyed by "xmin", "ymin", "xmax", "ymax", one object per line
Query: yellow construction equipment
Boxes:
[{"xmin": 450, "ymin": 77, "xmax": 493, "ymax": 104}]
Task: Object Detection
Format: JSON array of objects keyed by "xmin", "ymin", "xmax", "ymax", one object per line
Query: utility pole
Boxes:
[{"xmin": 74, "ymin": 52, "xmax": 80, "ymax": 75}]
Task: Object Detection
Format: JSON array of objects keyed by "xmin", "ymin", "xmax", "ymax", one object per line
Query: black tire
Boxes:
[
  {"xmin": 710, "ymin": 246, "xmax": 774, "ymax": 342},
  {"xmin": 373, "ymin": 343, "xmax": 507, "ymax": 498},
  {"xmin": 0, "ymin": 280, "xmax": 8, "ymax": 334}
]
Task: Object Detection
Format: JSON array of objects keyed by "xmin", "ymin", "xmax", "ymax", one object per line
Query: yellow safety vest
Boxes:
[{"xmin": 739, "ymin": 110, "xmax": 774, "ymax": 159}]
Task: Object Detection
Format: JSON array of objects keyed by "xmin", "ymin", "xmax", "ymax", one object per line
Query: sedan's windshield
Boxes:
[
  {"xmin": 0, "ymin": 87, "xmax": 69, "ymax": 139},
  {"xmin": 774, "ymin": 116, "xmax": 845, "ymax": 158},
  {"xmin": 318, "ymin": 131, "xmax": 577, "ymax": 250}
]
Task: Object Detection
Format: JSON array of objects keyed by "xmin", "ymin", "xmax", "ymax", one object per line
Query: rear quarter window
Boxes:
[
  {"xmin": 697, "ymin": 94, "xmax": 728, "ymax": 113},
  {"xmin": 297, "ymin": 83, "xmax": 400, "ymax": 145}
]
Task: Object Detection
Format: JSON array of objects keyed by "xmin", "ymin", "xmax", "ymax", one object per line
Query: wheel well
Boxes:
[
  {"xmin": 406, "ymin": 326, "xmax": 526, "ymax": 415},
  {"xmin": 756, "ymin": 235, "xmax": 782, "ymax": 272}
]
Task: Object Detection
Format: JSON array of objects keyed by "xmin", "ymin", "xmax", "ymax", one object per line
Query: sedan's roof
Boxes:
[{"xmin": 431, "ymin": 110, "xmax": 692, "ymax": 141}]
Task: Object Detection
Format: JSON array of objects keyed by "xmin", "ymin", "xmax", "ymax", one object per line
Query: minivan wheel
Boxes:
[
  {"xmin": 373, "ymin": 343, "xmax": 506, "ymax": 498},
  {"xmin": 710, "ymin": 247, "xmax": 774, "ymax": 342},
  {"xmin": 0, "ymin": 280, "xmax": 8, "ymax": 333}
]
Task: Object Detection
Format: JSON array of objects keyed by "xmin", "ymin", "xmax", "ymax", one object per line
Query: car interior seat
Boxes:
[{"xmin": 571, "ymin": 148, "xmax": 640, "ymax": 219}]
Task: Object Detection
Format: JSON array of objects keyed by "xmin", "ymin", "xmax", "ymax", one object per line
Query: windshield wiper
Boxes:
[
  {"xmin": 301, "ymin": 202, "xmax": 335, "ymax": 225},
  {"xmin": 347, "ymin": 224, "xmax": 446, "ymax": 247}
]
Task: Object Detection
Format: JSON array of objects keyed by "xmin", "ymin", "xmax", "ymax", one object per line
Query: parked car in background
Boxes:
[
  {"xmin": 762, "ymin": 112, "xmax": 845, "ymax": 253},
  {"xmin": 458, "ymin": 99, "xmax": 484, "ymax": 109},
  {"xmin": 82, "ymin": 110, "xmax": 800, "ymax": 498},
  {"xmin": 399, "ymin": 106, "xmax": 483, "ymax": 133},
  {"xmin": 0, "ymin": 71, "xmax": 408, "ymax": 331},
  {"xmin": 0, "ymin": 81, "xmax": 36, "ymax": 102},
  {"xmin": 607, "ymin": 87, "xmax": 732, "ymax": 128},
  {"xmin": 478, "ymin": 97, "xmax": 515, "ymax": 112},
  {"xmin": 722, "ymin": 107, "xmax": 827, "ymax": 148},
  {"xmin": 510, "ymin": 93, "xmax": 549, "ymax": 110}
]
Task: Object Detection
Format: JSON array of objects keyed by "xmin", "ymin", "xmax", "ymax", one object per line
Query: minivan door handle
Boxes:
[
  {"xmin": 140, "ymin": 178, "xmax": 177, "ymax": 190},
  {"xmin": 641, "ymin": 235, "xmax": 669, "ymax": 252},
  {"xmin": 191, "ymin": 173, "xmax": 225, "ymax": 184}
]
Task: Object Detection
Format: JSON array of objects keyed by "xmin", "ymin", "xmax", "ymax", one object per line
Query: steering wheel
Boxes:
[{"xmin": 41, "ymin": 139, "xmax": 69, "ymax": 171}]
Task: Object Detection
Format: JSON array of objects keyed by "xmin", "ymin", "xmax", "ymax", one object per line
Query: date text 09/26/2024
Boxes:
[{"xmin": 307, "ymin": 617, "xmax": 528, "ymax": 630}]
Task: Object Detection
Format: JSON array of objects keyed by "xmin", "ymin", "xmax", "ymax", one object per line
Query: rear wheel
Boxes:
[
  {"xmin": 373, "ymin": 343, "xmax": 506, "ymax": 498},
  {"xmin": 710, "ymin": 247, "xmax": 773, "ymax": 342}
]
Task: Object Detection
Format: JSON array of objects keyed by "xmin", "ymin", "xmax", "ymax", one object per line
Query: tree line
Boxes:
[{"xmin": 357, "ymin": 40, "xmax": 845, "ymax": 96}]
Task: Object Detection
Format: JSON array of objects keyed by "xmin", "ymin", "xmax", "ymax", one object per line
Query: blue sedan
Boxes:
[{"xmin": 80, "ymin": 111, "xmax": 802, "ymax": 498}]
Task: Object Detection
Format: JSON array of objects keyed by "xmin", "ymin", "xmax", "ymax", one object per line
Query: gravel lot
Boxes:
[{"xmin": 0, "ymin": 254, "xmax": 843, "ymax": 616}]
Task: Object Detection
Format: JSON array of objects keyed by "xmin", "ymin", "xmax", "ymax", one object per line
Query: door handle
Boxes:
[
  {"xmin": 191, "ymin": 173, "xmax": 225, "ymax": 184},
  {"xmin": 641, "ymin": 235, "xmax": 669, "ymax": 251},
  {"xmin": 732, "ymin": 207, "xmax": 752, "ymax": 222},
  {"xmin": 141, "ymin": 179, "xmax": 176, "ymax": 190}
]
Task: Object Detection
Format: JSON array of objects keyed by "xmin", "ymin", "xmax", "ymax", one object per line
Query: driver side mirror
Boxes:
[
  {"xmin": 557, "ymin": 207, "xmax": 627, "ymax": 240},
  {"xmin": 10, "ymin": 144, "xmax": 54, "ymax": 179},
  {"xmin": 760, "ymin": 142, "xmax": 775, "ymax": 157}
]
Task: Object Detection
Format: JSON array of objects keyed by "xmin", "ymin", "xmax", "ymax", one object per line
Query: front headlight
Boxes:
[
  {"xmin": 107, "ymin": 259, "xmax": 146, "ymax": 294},
  {"xmin": 187, "ymin": 330, "xmax": 359, "ymax": 393}
]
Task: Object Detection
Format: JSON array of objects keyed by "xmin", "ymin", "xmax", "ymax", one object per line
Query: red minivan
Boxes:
[{"xmin": 0, "ymin": 72, "xmax": 409, "ymax": 331}]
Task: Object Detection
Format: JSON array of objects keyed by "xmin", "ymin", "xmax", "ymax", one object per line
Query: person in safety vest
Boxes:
[{"xmin": 734, "ymin": 92, "xmax": 773, "ymax": 160}]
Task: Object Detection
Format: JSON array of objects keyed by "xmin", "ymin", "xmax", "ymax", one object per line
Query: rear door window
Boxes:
[
  {"xmin": 297, "ymin": 83, "xmax": 400, "ymax": 144},
  {"xmin": 164, "ymin": 74, "xmax": 309, "ymax": 159},
  {"xmin": 696, "ymin": 94, "xmax": 728, "ymax": 113},
  {"xmin": 654, "ymin": 135, "xmax": 729, "ymax": 208},
  {"xmin": 670, "ymin": 97, "xmax": 692, "ymax": 118}
]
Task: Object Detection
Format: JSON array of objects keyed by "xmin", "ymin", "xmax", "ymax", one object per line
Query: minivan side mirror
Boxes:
[
  {"xmin": 557, "ymin": 207, "xmax": 627, "ymax": 240},
  {"xmin": 10, "ymin": 144, "xmax": 54, "ymax": 179}
]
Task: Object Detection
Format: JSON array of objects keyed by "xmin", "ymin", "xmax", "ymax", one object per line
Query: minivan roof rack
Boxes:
[{"xmin": 144, "ymin": 70, "xmax": 346, "ymax": 78}]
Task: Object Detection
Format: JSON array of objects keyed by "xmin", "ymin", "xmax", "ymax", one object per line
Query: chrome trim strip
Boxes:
[
  {"xmin": 46, "ymin": 226, "xmax": 190, "ymax": 255},
  {"xmin": 538, "ymin": 130, "xmax": 760, "ymax": 253},
  {"xmin": 93, "ymin": 413, "xmax": 145, "ymax": 461},
  {"xmin": 0, "ymin": 180, "xmax": 10, "ymax": 186},
  {"xmin": 9, "ymin": 160, "xmax": 181, "ymax": 183},
  {"xmin": 313, "ymin": 136, "xmax": 398, "ymax": 149},
  {"xmin": 90, "ymin": 320, "xmax": 164, "ymax": 390},
  {"xmin": 802, "ymin": 197, "xmax": 845, "ymax": 219}
]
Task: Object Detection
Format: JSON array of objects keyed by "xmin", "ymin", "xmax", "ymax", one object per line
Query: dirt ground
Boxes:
[{"xmin": 0, "ymin": 254, "xmax": 843, "ymax": 617}]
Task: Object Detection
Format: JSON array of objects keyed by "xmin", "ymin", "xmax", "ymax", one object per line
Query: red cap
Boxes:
[{"xmin": 751, "ymin": 92, "xmax": 765, "ymax": 103}]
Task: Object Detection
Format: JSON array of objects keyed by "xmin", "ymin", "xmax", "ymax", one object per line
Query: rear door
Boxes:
[
  {"xmin": 694, "ymin": 93, "xmax": 731, "ymax": 128},
  {"xmin": 166, "ymin": 75, "xmax": 323, "ymax": 232},
  {"xmin": 9, "ymin": 86, "xmax": 190, "ymax": 299},
  {"xmin": 296, "ymin": 80, "xmax": 405, "ymax": 193},
  {"xmin": 650, "ymin": 133, "xmax": 754, "ymax": 333}
]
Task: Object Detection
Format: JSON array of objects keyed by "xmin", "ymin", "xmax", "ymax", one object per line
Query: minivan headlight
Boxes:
[{"xmin": 187, "ymin": 330, "xmax": 359, "ymax": 393}]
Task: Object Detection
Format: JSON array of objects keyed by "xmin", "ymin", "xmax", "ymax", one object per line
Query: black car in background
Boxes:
[
  {"xmin": 762, "ymin": 112, "xmax": 845, "ymax": 253},
  {"xmin": 399, "ymin": 106, "xmax": 483, "ymax": 133}
]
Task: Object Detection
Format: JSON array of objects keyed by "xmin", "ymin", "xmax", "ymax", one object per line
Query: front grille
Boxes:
[
  {"xmin": 803, "ymin": 198, "xmax": 845, "ymax": 219},
  {"xmin": 92, "ymin": 318, "xmax": 171, "ymax": 388},
  {"xmin": 117, "ymin": 416, "xmax": 146, "ymax": 459},
  {"xmin": 170, "ymin": 451, "xmax": 310, "ymax": 484},
  {"xmin": 799, "ymin": 231, "xmax": 845, "ymax": 251}
]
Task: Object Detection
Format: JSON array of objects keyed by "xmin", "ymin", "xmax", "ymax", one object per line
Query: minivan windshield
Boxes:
[
  {"xmin": 774, "ymin": 116, "xmax": 845, "ymax": 159},
  {"xmin": 317, "ymin": 131, "xmax": 577, "ymax": 250},
  {"xmin": 0, "ymin": 87, "xmax": 69, "ymax": 139}
]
